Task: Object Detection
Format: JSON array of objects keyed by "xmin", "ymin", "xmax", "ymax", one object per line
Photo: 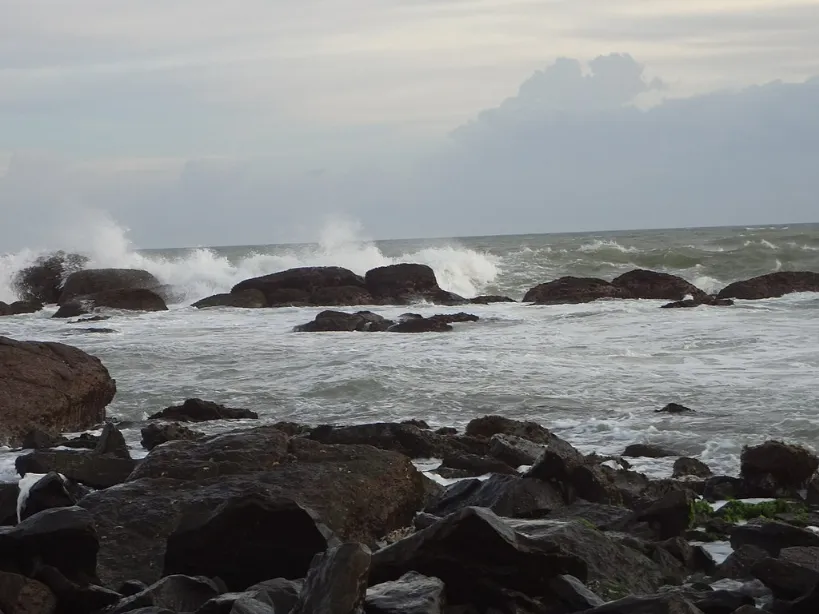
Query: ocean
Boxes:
[{"xmin": 2, "ymin": 222, "xmax": 818, "ymax": 482}]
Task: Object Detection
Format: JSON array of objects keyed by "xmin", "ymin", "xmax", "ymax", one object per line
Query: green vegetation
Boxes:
[
  {"xmin": 688, "ymin": 497, "xmax": 807, "ymax": 527},
  {"xmin": 589, "ymin": 579, "xmax": 631, "ymax": 601}
]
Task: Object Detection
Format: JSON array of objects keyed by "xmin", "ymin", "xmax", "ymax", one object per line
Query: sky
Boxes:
[{"xmin": 1, "ymin": 0, "xmax": 819, "ymax": 250}]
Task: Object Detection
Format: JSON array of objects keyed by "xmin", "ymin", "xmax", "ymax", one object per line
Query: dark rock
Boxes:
[
  {"xmin": 611, "ymin": 269, "xmax": 705, "ymax": 301},
  {"xmin": 52, "ymin": 302, "xmax": 88, "ymax": 318},
  {"xmin": 365, "ymin": 263, "xmax": 461, "ymax": 305},
  {"xmin": 148, "ymin": 398, "xmax": 259, "ymax": 422},
  {"xmin": 55, "ymin": 432, "xmax": 100, "ymax": 451},
  {"xmin": 692, "ymin": 589, "xmax": 754, "ymax": 614},
  {"xmin": 140, "ymin": 422, "xmax": 203, "ymax": 451},
  {"xmin": 717, "ymin": 271, "xmax": 819, "ymax": 300},
  {"xmin": 195, "ymin": 578, "xmax": 302, "ymax": 614},
  {"xmin": 232, "ymin": 266, "xmax": 366, "ymax": 305},
  {"xmin": 470, "ymin": 295, "xmax": 515, "ymax": 304},
  {"xmin": 20, "ymin": 429, "xmax": 57, "ymax": 450},
  {"xmin": 717, "ymin": 544, "xmax": 769, "ymax": 580},
  {"xmin": 655, "ymin": 403, "xmax": 695, "ymax": 414},
  {"xmin": 435, "ymin": 427, "xmax": 457, "ymax": 436},
  {"xmin": 661, "ymin": 296, "xmax": 734, "ymax": 308},
  {"xmin": 11, "ymin": 252, "xmax": 88, "ymax": 304},
  {"xmin": 424, "ymin": 474, "xmax": 564, "ymax": 519},
  {"xmin": 436, "ymin": 452, "xmax": 517, "ymax": 477},
  {"xmin": 18, "ymin": 472, "xmax": 75, "ymax": 522},
  {"xmin": 427, "ymin": 312, "xmax": 479, "ymax": 324},
  {"xmin": 310, "ymin": 285, "xmax": 375, "ymax": 306},
  {"xmin": 0, "ymin": 300, "xmax": 43, "ymax": 317},
  {"xmin": 164, "ymin": 494, "xmax": 338, "ymax": 592},
  {"xmin": 751, "ymin": 556, "xmax": 819, "ymax": 600},
  {"xmin": 366, "ymin": 571, "xmax": 444, "ymax": 614},
  {"xmin": 290, "ymin": 542, "xmax": 370, "ymax": 614},
  {"xmin": 0, "ymin": 571, "xmax": 57, "ymax": 614},
  {"xmin": 31, "ymin": 564, "xmax": 121, "ymax": 613},
  {"xmin": 702, "ymin": 476, "xmax": 749, "ymax": 501},
  {"xmin": 401, "ymin": 419, "xmax": 430, "ymax": 429},
  {"xmin": 58, "ymin": 268, "xmax": 160, "ymax": 304},
  {"xmin": 544, "ymin": 501, "xmax": 633, "ymax": 529},
  {"xmin": 579, "ymin": 593, "xmax": 703, "ymax": 613},
  {"xmin": 60, "ymin": 288, "xmax": 169, "ymax": 314},
  {"xmin": 488, "ymin": 434, "xmax": 544, "ymax": 467},
  {"xmin": 16, "ymin": 450, "xmax": 136, "ymax": 489},
  {"xmin": 192, "ymin": 289, "xmax": 268, "ymax": 309},
  {"xmin": 0, "ymin": 336, "xmax": 116, "ymax": 447},
  {"xmin": 630, "ymin": 490, "xmax": 696, "ymax": 540},
  {"xmin": 731, "ymin": 520, "xmax": 819, "ymax": 557},
  {"xmin": 623, "ymin": 444, "xmax": 681, "ymax": 458},
  {"xmin": 68, "ymin": 315, "xmax": 110, "ymax": 323},
  {"xmin": 108, "ymin": 575, "xmax": 221, "ymax": 614},
  {"xmin": 388, "ymin": 318, "xmax": 452, "ymax": 333},
  {"xmin": 95, "ymin": 422, "xmax": 131, "ymax": 459},
  {"xmin": 247, "ymin": 578, "xmax": 303, "ymax": 613},
  {"xmin": 673, "ymin": 458, "xmax": 713, "ymax": 479},
  {"xmin": 294, "ymin": 310, "xmax": 392, "ymax": 332},
  {"xmin": 465, "ymin": 416, "xmax": 553, "ymax": 444},
  {"xmin": 118, "ymin": 580, "xmax": 149, "ymax": 596},
  {"xmin": 72, "ymin": 327, "xmax": 117, "ymax": 334},
  {"xmin": 0, "ymin": 483, "xmax": 17, "ymax": 526},
  {"xmin": 0, "ymin": 506, "xmax": 99, "ymax": 585},
  {"xmin": 656, "ymin": 537, "xmax": 716, "ymax": 575},
  {"xmin": 522, "ymin": 276, "xmax": 626, "ymax": 304},
  {"xmin": 549, "ymin": 574, "xmax": 605, "ymax": 610},
  {"xmin": 80, "ymin": 436, "xmax": 427, "ymax": 587},
  {"xmin": 740, "ymin": 440, "xmax": 819, "ymax": 496},
  {"xmin": 260, "ymin": 287, "xmax": 311, "ymax": 307}
]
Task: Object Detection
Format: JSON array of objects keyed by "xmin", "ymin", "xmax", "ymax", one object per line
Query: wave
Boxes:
[
  {"xmin": 0, "ymin": 216, "xmax": 501, "ymax": 303},
  {"xmin": 577, "ymin": 239, "xmax": 641, "ymax": 254}
]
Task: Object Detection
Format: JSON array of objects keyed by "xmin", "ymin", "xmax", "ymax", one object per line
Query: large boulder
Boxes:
[
  {"xmin": 0, "ymin": 571, "xmax": 57, "ymax": 614},
  {"xmin": 16, "ymin": 449, "xmax": 136, "ymax": 490},
  {"xmin": 11, "ymin": 251, "xmax": 88, "ymax": 304},
  {"xmin": 0, "ymin": 300, "xmax": 43, "ymax": 317},
  {"xmin": 717, "ymin": 271, "xmax": 819, "ymax": 300},
  {"xmin": 290, "ymin": 542, "xmax": 371, "ymax": 614},
  {"xmin": 364, "ymin": 264, "xmax": 462, "ymax": 305},
  {"xmin": 53, "ymin": 288, "xmax": 168, "ymax": 318},
  {"xmin": 522, "ymin": 277, "xmax": 626, "ymax": 304},
  {"xmin": 191, "ymin": 289, "xmax": 268, "ymax": 309},
  {"xmin": 731, "ymin": 520, "xmax": 819, "ymax": 557},
  {"xmin": 58, "ymin": 268, "xmax": 160, "ymax": 304},
  {"xmin": 231, "ymin": 267, "xmax": 366, "ymax": 306},
  {"xmin": 164, "ymin": 494, "xmax": 339, "ymax": 591},
  {"xmin": 79, "ymin": 432, "xmax": 428, "ymax": 587},
  {"xmin": 465, "ymin": 416, "xmax": 553, "ymax": 444},
  {"xmin": 140, "ymin": 422, "xmax": 203, "ymax": 451},
  {"xmin": 294, "ymin": 310, "xmax": 393, "ymax": 332},
  {"xmin": 611, "ymin": 269, "xmax": 706, "ymax": 300},
  {"xmin": 0, "ymin": 337, "xmax": 116, "ymax": 446},
  {"xmin": 365, "ymin": 572, "xmax": 446, "ymax": 614},
  {"xmin": 147, "ymin": 398, "xmax": 258, "ymax": 422},
  {"xmin": 740, "ymin": 440, "xmax": 819, "ymax": 496}
]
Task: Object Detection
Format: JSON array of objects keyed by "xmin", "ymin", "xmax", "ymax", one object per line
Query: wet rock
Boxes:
[
  {"xmin": 0, "ymin": 571, "xmax": 57, "ymax": 614},
  {"xmin": 52, "ymin": 302, "xmax": 88, "ymax": 318},
  {"xmin": 579, "ymin": 593, "xmax": 703, "ymax": 613},
  {"xmin": 731, "ymin": 520, "xmax": 819, "ymax": 557},
  {"xmin": 365, "ymin": 263, "xmax": 463, "ymax": 305},
  {"xmin": 661, "ymin": 296, "xmax": 734, "ymax": 308},
  {"xmin": 55, "ymin": 432, "xmax": 100, "ymax": 451},
  {"xmin": 435, "ymin": 427, "xmax": 457, "ymax": 436},
  {"xmin": 436, "ymin": 452, "xmax": 517, "ymax": 477},
  {"xmin": 427, "ymin": 312, "xmax": 479, "ymax": 324},
  {"xmin": 702, "ymin": 476, "xmax": 749, "ymax": 501},
  {"xmin": 16, "ymin": 449, "xmax": 136, "ymax": 490},
  {"xmin": 80, "ymin": 436, "xmax": 427, "ymax": 587},
  {"xmin": 196, "ymin": 578, "xmax": 302, "ymax": 614},
  {"xmin": 310, "ymin": 285, "xmax": 375, "ymax": 306},
  {"xmin": 470, "ymin": 295, "xmax": 515, "ymax": 304},
  {"xmin": 31, "ymin": 564, "xmax": 121, "ymax": 613},
  {"xmin": 630, "ymin": 490, "xmax": 696, "ymax": 540},
  {"xmin": 0, "ymin": 300, "xmax": 43, "ymax": 317},
  {"xmin": 656, "ymin": 537, "xmax": 716, "ymax": 575},
  {"xmin": 544, "ymin": 501, "xmax": 633, "ymax": 529},
  {"xmin": 424, "ymin": 474, "xmax": 564, "ymax": 519},
  {"xmin": 0, "ymin": 483, "xmax": 18, "ymax": 526},
  {"xmin": 19, "ymin": 429, "xmax": 58, "ymax": 450},
  {"xmin": 488, "ymin": 434, "xmax": 544, "ymax": 467},
  {"xmin": 623, "ymin": 444, "xmax": 682, "ymax": 459},
  {"xmin": 68, "ymin": 315, "xmax": 110, "ymax": 323},
  {"xmin": 17, "ymin": 472, "xmax": 75, "ymax": 522},
  {"xmin": 140, "ymin": 422, "xmax": 203, "ymax": 451},
  {"xmin": 164, "ymin": 494, "xmax": 338, "ymax": 591},
  {"xmin": 79, "ymin": 288, "xmax": 168, "ymax": 313},
  {"xmin": 522, "ymin": 276, "xmax": 626, "ymax": 304},
  {"xmin": 751, "ymin": 556, "xmax": 819, "ymax": 600},
  {"xmin": 294, "ymin": 310, "xmax": 392, "ymax": 332},
  {"xmin": 365, "ymin": 572, "xmax": 445, "ymax": 614},
  {"xmin": 0, "ymin": 506, "xmax": 99, "ymax": 585},
  {"xmin": 717, "ymin": 271, "xmax": 819, "ymax": 300},
  {"xmin": 465, "ymin": 415, "xmax": 553, "ymax": 444},
  {"xmin": 232, "ymin": 266, "xmax": 366, "ymax": 306},
  {"xmin": 740, "ymin": 440, "xmax": 819, "ymax": 496},
  {"xmin": 192, "ymin": 289, "xmax": 268, "ymax": 309},
  {"xmin": 673, "ymin": 458, "xmax": 713, "ymax": 479},
  {"xmin": 108, "ymin": 575, "xmax": 221, "ymax": 614},
  {"xmin": 401, "ymin": 419, "xmax": 430, "ymax": 429},
  {"xmin": 11, "ymin": 252, "xmax": 88, "ymax": 305},
  {"xmin": 718, "ymin": 544, "xmax": 769, "ymax": 580},
  {"xmin": 58, "ymin": 268, "xmax": 161, "ymax": 304},
  {"xmin": 691, "ymin": 589, "xmax": 755, "ymax": 614},
  {"xmin": 655, "ymin": 402, "xmax": 695, "ymax": 414},
  {"xmin": 148, "ymin": 398, "xmax": 259, "ymax": 422},
  {"xmin": 0, "ymin": 337, "xmax": 116, "ymax": 447},
  {"xmin": 549, "ymin": 574, "xmax": 604, "ymax": 610},
  {"xmin": 95, "ymin": 422, "xmax": 131, "ymax": 458},
  {"xmin": 290, "ymin": 542, "xmax": 371, "ymax": 614},
  {"xmin": 612, "ymin": 269, "xmax": 706, "ymax": 301},
  {"xmin": 388, "ymin": 318, "xmax": 453, "ymax": 333}
]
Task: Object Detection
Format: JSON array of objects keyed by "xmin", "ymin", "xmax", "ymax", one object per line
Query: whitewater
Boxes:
[{"xmin": 2, "ymin": 220, "xmax": 819, "ymax": 483}]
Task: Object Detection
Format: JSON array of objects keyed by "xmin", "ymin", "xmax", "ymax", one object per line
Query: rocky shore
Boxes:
[{"xmin": 1, "ymin": 338, "xmax": 819, "ymax": 612}]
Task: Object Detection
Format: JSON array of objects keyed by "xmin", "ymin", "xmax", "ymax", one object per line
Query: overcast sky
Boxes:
[{"xmin": 1, "ymin": 0, "xmax": 819, "ymax": 250}]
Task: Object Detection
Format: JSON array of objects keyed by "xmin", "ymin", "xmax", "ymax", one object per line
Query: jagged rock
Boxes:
[
  {"xmin": 655, "ymin": 403, "xmax": 695, "ymax": 414},
  {"xmin": 523, "ymin": 276, "xmax": 626, "ymax": 304},
  {"xmin": 623, "ymin": 444, "xmax": 681, "ymax": 459},
  {"xmin": 544, "ymin": 501, "xmax": 633, "ymax": 529},
  {"xmin": 16, "ymin": 449, "xmax": 136, "ymax": 490},
  {"xmin": 630, "ymin": 490, "xmax": 696, "ymax": 540},
  {"xmin": 579, "ymin": 593, "xmax": 703, "ymax": 613},
  {"xmin": 673, "ymin": 458, "xmax": 713, "ymax": 479},
  {"xmin": 0, "ymin": 300, "xmax": 43, "ymax": 317},
  {"xmin": 95, "ymin": 422, "xmax": 131, "ymax": 458},
  {"xmin": 30, "ymin": 564, "xmax": 121, "ymax": 613},
  {"xmin": 427, "ymin": 313, "xmax": 479, "ymax": 324},
  {"xmin": 751, "ymin": 555, "xmax": 819, "ymax": 600},
  {"xmin": 731, "ymin": 520, "xmax": 819, "ymax": 557},
  {"xmin": 58, "ymin": 268, "xmax": 160, "ymax": 304},
  {"xmin": 192, "ymin": 289, "xmax": 268, "ymax": 309},
  {"xmin": 17, "ymin": 472, "xmax": 75, "ymax": 522},
  {"xmin": 549, "ymin": 574, "xmax": 605, "ymax": 611},
  {"xmin": 0, "ymin": 337, "xmax": 116, "ymax": 446},
  {"xmin": 107, "ymin": 575, "xmax": 221, "ymax": 614},
  {"xmin": 717, "ymin": 271, "xmax": 819, "ymax": 300},
  {"xmin": 702, "ymin": 476, "xmax": 749, "ymax": 501},
  {"xmin": 195, "ymin": 578, "xmax": 302, "ymax": 614},
  {"xmin": 310, "ymin": 285, "xmax": 375, "ymax": 306},
  {"xmin": 164, "ymin": 494, "xmax": 338, "ymax": 591},
  {"xmin": 147, "ymin": 398, "xmax": 259, "ymax": 422},
  {"xmin": 140, "ymin": 422, "xmax": 203, "ymax": 451},
  {"xmin": 290, "ymin": 543, "xmax": 371, "ymax": 614},
  {"xmin": 465, "ymin": 416, "xmax": 553, "ymax": 444},
  {"xmin": 611, "ymin": 269, "xmax": 705, "ymax": 301},
  {"xmin": 424, "ymin": 474, "xmax": 564, "ymax": 519},
  {"xmin": 488, "ymin": 434, "xmax": 544, "ymax": 467},
  {"xmin": 0, "ymin": 571, "xmax": 57, "ymax": 614},
  {"xmin": 118, "ymin": 580, "xmax": 149, "ymax": 596},
  {"xmin": 717, "ymin": 544, "xmax": 769, "ymax": 580},
  {"xmin": 661, "ymin": 296, "xmax": 734, "ymax": 308},
  {"xmin": 365, "ymin": 572, "xmax": 445, "ymax": 614},
  {"xmin": 365, "ymin": 264, "xmax": 463, "ymax": 305},
  {"xmin": 294, "ymin": 310, "xmax": 392, "ymax": 332},
  {"xmin": 436, "ymin": 452, "xmax": 516, "ymax": 477},
  {"xmin": 740, "ymin": 440, "xmax": 819, "ymax": 496}
]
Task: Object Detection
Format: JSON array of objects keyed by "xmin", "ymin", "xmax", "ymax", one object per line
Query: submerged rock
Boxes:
[
  {"xmin": 623, "ymin": 444, "xmax": 681, "ymax": 458},
  {"xmin": 470, "ymin": 295, "xmax": 515, "ymax": 304},
  {"xmin": 388, "ymin": 318, "xmax": 452, "ymax": 333},
  {"xmin": 523, "ymin": 276, "xmax": 626, "ymax": 304},
  {"xmin": 0, "ymin": 300, "xmax": 43, "ymax": 316},
  {"xmin": 148, "ymin": 398, "xmax": 259, "ymax": 422},
  {"xmin": 294, "ymin": 310, "xmax": 392, "ymax": 332},
  {"xmin": 661, "ymin": 296, "xmax": 734, "ymax": 308},
  {"xmin": 717, "ymin": 271, "xmax": 819, "ymax": 300},
  {"xmin": 0, "ymin": 336, "xmax": 116, "ymax": 446},
  {"xmin": 53, "ymin": 288, "xmax": 168, "ymax": 317},
  {"xmin": 192, "ymin": 289, "xmax": 267, "ymax": 309},
  {"xmin": 655, "ymin": 402, "xmax": 695, "ymax": 414}
]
